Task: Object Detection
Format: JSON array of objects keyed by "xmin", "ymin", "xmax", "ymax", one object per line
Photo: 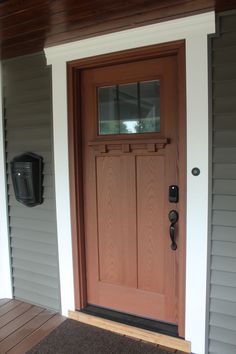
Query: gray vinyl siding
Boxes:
[
  {"xmin": 208, "ymin": 12, "xmax": 236, "ymax": 354},
  {"xmin": 3, "ymin": 53, "xmax": 61, "ymax": 311}
]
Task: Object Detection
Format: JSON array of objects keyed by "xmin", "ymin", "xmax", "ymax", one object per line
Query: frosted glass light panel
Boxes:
[{"xmin": 98, "ymin": 80, "xmax": 160, "ymax": 135}]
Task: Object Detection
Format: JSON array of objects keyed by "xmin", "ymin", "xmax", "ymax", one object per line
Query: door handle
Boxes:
[{"xmin": 168, "ymin": 210, "xmax": 178, "ymax": 251}]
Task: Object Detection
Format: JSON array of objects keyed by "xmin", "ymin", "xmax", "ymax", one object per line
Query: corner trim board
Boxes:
[{"xmin": 0, "ymin": 62, "xmax": 12, "ymax": 299}]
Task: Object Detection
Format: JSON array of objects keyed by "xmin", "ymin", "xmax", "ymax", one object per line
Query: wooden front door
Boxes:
[{"xmin": 80, "ymin": 52, "xmax": 183, "ymax": 327}]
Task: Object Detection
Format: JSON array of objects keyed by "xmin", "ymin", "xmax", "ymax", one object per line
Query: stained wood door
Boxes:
[{"xmin": 81, "ymin": 55, "xmax": 180, "ymax": 325}]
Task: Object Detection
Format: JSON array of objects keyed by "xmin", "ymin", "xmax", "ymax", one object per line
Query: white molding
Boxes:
[
  {"xmin": 45, "ymin": 12, "xmax": 215, "ymax": 354},
  {"xmin": 0, "ymin": 63, "xmax": 12, "ymax": 299},
  {"xmin": 45, "ymin": 12, "xmax": 214, "ymax": 64},
  {"xmin": 185, "ymin": 34, "xmax": 210, "ymax": 354},
  {"xmin": 51, "ymin": 61, "xmax": 75, "ymax": 316}
]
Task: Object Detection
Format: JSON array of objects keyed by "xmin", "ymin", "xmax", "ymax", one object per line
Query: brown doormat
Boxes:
[{"xmin": 26, "ymin": 319, "xmax": 176, "ymax": 354}]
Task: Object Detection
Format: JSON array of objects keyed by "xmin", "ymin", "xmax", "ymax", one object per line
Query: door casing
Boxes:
[{"xmin": 67, "ymin": 40, "xmax": 186, "ymax": 337}]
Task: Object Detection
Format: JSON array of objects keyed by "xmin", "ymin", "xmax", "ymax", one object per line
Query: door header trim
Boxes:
[{"xmin": 45, "ymin": 12, "xmax": 214, "ymax": 64}]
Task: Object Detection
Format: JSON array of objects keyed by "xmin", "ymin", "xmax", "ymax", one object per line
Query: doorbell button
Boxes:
[{"xmin": 191, "ymin": 167, "xmax": 200, "ymax": 176}]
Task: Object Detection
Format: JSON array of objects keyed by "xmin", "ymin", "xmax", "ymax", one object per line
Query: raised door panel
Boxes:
[
  {"xmin": 96, "ymin": 155, "xmax": 137, "ymax": 287},
  {"xmin": 137, "ymin": 155, "xmax": 165, "ymax": 294}
]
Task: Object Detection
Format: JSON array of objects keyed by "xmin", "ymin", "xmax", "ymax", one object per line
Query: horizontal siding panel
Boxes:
[
  {"xmin": 213, "ymin": 180, "xmax": 236, "ymax": 195},
  {"xmin": 213, "ymin": 164, "xmax": 236, "ymax": 179},
  {"xmin": 211, "ymin": 255, "xmax": 236, "ymax": 273},
  {"xmin": 6, "ymin": 101, "xmax": 52, "ymax": 115},
  {"xmin": 14, "ymin": 288, "xmax": 60, "ymax": 310},
  {"xmin": 213, "ymin": 47, "xmax": 236, "ymax": 66},
  {"xmin": 210, "ymin": 312, "xmax": 236, "ymax": 332},
  {"xmin": 211, "ymin": 284, "xmax": 236, "ymax": 302},
  {"xmin": 213, "ymin": 63, "xmax": 236, "ymax": 81},
  {"xmin": 209, "ymin": 340, "xmax": 236, "ymax": 354},
  {"xmin": 13, "ymin": 278, "xmax": 59, "ymax": 300},
  {"xmin": 13, "ymin": 268, "xmax": 59, "ymax": 289},
  {"xmin": 10, "ymin": 217, "xmax": 56, "ymax": 233},
  {"xmin": 4, "ymin": 78, "xmax": 51, "ymax": 95},
  {"xmin": 5, "ymin": 87, "xmax": 51, "ymax": 103},
  {"xmin": 6, "ymin": 126, "xmax": 51, "ymax": 140},
  {"xmin": 213, "ymin": 31, "xmax": 236, "ymax": 50},
  {"xmin": 212, "ymin": 210, "xmax": 236, "ymax": 226},
  {"xmin": 212, "ymin": 226, "xmax": 236, "ymax": 242},
  {"xmin": 5, "ymin": 73, "xmax": 50, "ymax": 86},
  {"xmin": 210, "ymin": 298, "xmax": 236, "ymax": 317},
  {"xmin": 11, "ymin": 238, "xmax": 57, "ymax": 257},
  {"xmin": 12, "ymin": 259, "xmax": 58, "ymax": 278},
  {"xmin": 210, "ymin": 326, "xmax": 236, "ymax": 346},
  {"xmin": 209, "ymin": 14, "xmax": 236, "ymax": 354},
  {"xmin": 6, "ymin": 69, "xmax": 50, "ymax": 83},
  {"xmin": 11, "ymin": 228, "xmax": 56, "ymax": 245},
  {"xmin": 6, "ymin": 139, "xmax": 52, "ymax": 150},
  {"xmin": 9, "ymin": 208, "xmax": 56, "ymax": 222},
  {"xmin": 4, "ymin": 53, "xmax": 60, "ymax": 310},
  {"xmin": 213, "ymin": 147, "xmax": 236, "ymax": 163},
  {"xmin": 214, "ymin": 131, "xmax": 236, "ymax": 147},
  {"xmin": 211, "ymin": 270, "xmax": 236, "ymax": 288},
  {"xmin": 5, "ymin": 88, "xmax": 51, "ymax": 104},
  {"xmin": 212, "ymin": 241, "xmax": 236, "ymax": 258},
  {"xmin": 5, "ymin": 115, "xmax": 51, "ymax": 128},
  {"xmin": 11, "ymin": 248, "xmax": 58, "ymax": 267},
  {"xmin": 213, "ymin": 195, "xmax": 236, "ymax": 211},
  {"xmin": 213, "ymin": 82, "xmax": 236, "ymax": 100},
  {"xmin": 3, "ymin": 54, "xmax": 48, "ymax": 70},
  {"xmin": 213, "ymin": 97, "xmax": 236, "ymax": 115},
  {"xmin": 221, "ymin": 15, "xmax": 236, "ymax": 32}
]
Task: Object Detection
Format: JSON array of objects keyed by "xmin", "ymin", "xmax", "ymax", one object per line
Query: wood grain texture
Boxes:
[
  {"xmin": 0, "ymin": 298, "xmax": 65, "ymax": 354},
  {"xmin": 0, "ymin": 0, "xmax": 235, "ymax": 58},
  {"xmin": 0, "ymin": 300, "xmax": 21, "ymax": 317},
  {"xmin": 137, "ymin": 156, "xmax": 165, "ymax": 293},
  {"xmin": 96, "ymin": 155, "xmax": 136, "ymax": 287},
  {"xmin": 69, "ymin": 310, "xmax": 191, "ymax": 353},
  {"xmin": 68, "ymin": 42, "xmax": 186, "ymax": 336},
  {"xmin": 81, "ymin": 53, "xmax": 180, "ymax": 324}
]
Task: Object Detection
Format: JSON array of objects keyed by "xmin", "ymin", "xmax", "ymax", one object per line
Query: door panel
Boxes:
[
  {"xmin": 81, "ymin": 55, "xmax": 180, "ymax": 325},
  {"xmin": 137, "ymin": 155, "xmax": 165, "ymax": 293},
  {"xmin": 96, "ymin": 155, "xmax": 137, "ymax": 287}
]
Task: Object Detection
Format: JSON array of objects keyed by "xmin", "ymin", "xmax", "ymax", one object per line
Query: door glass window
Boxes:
[{"xmin": 98, "ymin": 80, "xmax": 160, "ymax": 135}]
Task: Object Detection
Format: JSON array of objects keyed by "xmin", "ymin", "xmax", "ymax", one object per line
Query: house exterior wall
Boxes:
[
  {"xmin": 3, "ymin": 53, "xmax": 61, "ymax": 311},
  {"xmin": 208, "ymin": 11, "xmax": 236, "ymax": 354},
  {"xmin": 3, "ymin": 10, "xmax": 236, "ymax": 354}
]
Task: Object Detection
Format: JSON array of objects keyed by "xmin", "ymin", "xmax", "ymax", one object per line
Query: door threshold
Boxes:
[
  {"xmin": 68, "ymin": 310, "xmax": 191, "ymax": 353},
  {"xmin": 81, "ymin": 305, "xmax": 178, "ymax": 337}
]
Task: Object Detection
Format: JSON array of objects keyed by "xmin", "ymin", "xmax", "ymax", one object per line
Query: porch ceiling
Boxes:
[{"xmin": 0, "ymin": 0, "xmax": 235, "ymax": 59}]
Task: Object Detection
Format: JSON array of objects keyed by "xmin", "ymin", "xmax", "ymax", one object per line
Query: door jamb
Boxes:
[{"xmin": 67, "ymin": 40, "xmax": 186, "ymax": 337}]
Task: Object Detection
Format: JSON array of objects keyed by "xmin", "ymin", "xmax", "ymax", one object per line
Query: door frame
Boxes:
[
  {"xmin": 44, "ymin": 11, "xmax": 215, "ymax": 353},
  {"xmin": 67, "ymin": 41, "xmax": 186, "ymax": 337}
]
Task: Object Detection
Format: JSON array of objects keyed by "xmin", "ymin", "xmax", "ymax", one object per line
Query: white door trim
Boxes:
[{"xmin": 45, "ymin": 12, "xmax": 215, "ymax": 354}]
